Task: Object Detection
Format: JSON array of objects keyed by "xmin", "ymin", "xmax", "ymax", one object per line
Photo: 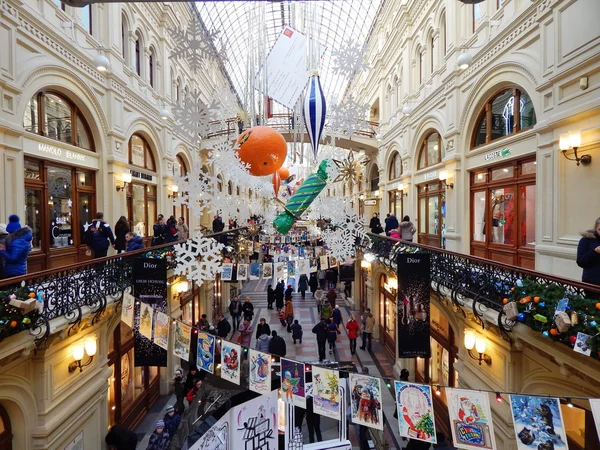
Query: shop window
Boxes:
[
  {"xmin": 417, "ymin": 182, "xmax": 446, "ymax": 248},
  {"xmin": 389, "ymin": 152, "xmax": 401, "ymax": 180},
  {"xmin": 25, "ymin": 189, "xmax": 42, "ymax": 250},
  {"xmin": 417, "ymin": 132, "xmax": 443, "ymax": 170},
  {"xmin": 378, "ymin": 274, "xmax": 396, "ymax": 358},
  {"xmin": 129, "ymin": 134, "xmax": 156, "ymax": 171},
  {"xmin": 81, "ymin": 5, "xmax": 92, "ymax": 35},
  {"xmin": 23, "ymin": 91, "xmax": 94, "ymax": 152},
  {"xmin": 471, "ymin": 87, "xmax": 537, "ymax": 149},
  {"xmin": 48, "ymin": 166, "xmax": 73, "ymax": 248}
]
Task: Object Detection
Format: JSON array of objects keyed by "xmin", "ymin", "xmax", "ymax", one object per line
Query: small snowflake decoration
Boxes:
[
  {"xmin": 327, "ymin": 95, "xmax": 370, "ymax": 138},
  {"xmin": 174, "ymin": 234, "xmax": 225, "ymax": 286},
  {"xmin": 331, "ymin": 39, "xmax": 369, "ymax": 77},
  {"xmin": 172, "ymin": 91, "xmax": 220, "ymax": 140},
  {"xmin": 343, "ymin": 211, "xmax": 368, "ymax": 241},
  {"xmin": 173, "ymin": 165, "xmax": 216, "ymax": 219},
  {"xmin": 322, "ymin": 227, "xmax": 353, "ymax": 261},
  {"xmin": 169, "ymin": 18, "xmax": 220, "ymax": 74}
]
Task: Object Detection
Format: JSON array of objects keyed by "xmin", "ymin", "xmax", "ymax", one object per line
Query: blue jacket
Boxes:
[
  {"xmin": 0, "ymin": 226, "xmax": 32, "ymax": 277},
  {"xmin": 126, "ymin": 236, "xmax": 145, "ymax": 252},
  {"xmin": 86, "ymin": 220, "xmax": 115, "ymax": 250},
  {"xmin": 332, "ymin": 308, "xmax": 342, "ymax": 325},
  {"xmin": 163, "ymin": 412, "xmax": 181, "ymax": 438},
  {"xmin": 146, "ymin": 430, "xmax": 170, "ymax": 450},
  {"xmin": 577, "ymin": 231, "xmax": 600, "ymax": 286},
  {"xmin": 385, "ymin": 215, "xmax": 399, "ymax": 233}
]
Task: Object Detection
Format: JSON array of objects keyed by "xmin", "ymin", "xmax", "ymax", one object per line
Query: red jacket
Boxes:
[{"xmin": 346, "ymin": 320, "xmax": 360, "ymax": 339}]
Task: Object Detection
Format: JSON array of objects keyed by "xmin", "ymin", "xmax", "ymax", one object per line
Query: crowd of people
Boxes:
[{"xmin": 369, "ymin": 212, "xmax": 417, "ymax": 242}]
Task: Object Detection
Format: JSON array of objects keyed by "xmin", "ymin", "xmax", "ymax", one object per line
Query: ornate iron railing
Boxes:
[
  {"xmin": 361, "ymin": 233, "xmax": 600, "ymax": 341},
  {"xmin": 0, "ymin": 228, "xmax": 248, "ymax": 347}
]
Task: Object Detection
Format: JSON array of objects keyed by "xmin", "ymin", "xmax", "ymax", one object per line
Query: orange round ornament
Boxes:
[
  {"xmin": 236, "ymin": 126, "xmax": 287, "ymax": 176},
  {"xmin": 596, "ymin": 302, "xmax": 600, "ymax": 311},
  {"xmin": 28, "ymin": 292, "xmax": 36, "ymax": 298},
  {"xmin": 549, "ymin": 328, "xmax": 558, "ymax": 336},
  {"xmin": 9, "ymin": 320, "xmax": 18, "ymax": 328},
  {"xmin": 502, "ymin": 298, "xmax": 509, "ymax": 305},
  {"xmin": 277, "ymin": 167, "xmax": 290, "ymax": 181},
  {"xmin": 533, "ymin": 296, "xmax": 540, "ymax": 303}
]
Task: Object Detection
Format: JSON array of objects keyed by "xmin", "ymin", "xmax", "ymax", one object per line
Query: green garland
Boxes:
[
  {"xmin": 507, "ymin": 279, "xmax": 600, "ymax": 358},
  {"xmin": 0, "ymin": 287, "xmax": 40, "ymax": 341}
]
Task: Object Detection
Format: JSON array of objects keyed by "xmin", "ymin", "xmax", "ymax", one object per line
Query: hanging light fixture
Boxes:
[
  {"xmin": 93, "ymin": 54, "xmax": 110, "ymax": 72},
  {"xmin": 457, "ymin": 52, "xmax": 473, "ymax": 70},
  {"xmin": 402, "ymin": 104, "xmax": 413, "ymax": 116},
  {"xmin": 159, "ymin": 107, "xmax": 173, "ymax": 121}
]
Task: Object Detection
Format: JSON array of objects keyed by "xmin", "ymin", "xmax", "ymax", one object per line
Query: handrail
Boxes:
[{"xmin": 0, "ymin": 228, "xmax": 248, "ymax": 347}]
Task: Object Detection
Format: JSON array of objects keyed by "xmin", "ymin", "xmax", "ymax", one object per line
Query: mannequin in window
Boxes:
[{"xmin": 491, "ymin": 195, "xmax": 505, "ymax": 244}]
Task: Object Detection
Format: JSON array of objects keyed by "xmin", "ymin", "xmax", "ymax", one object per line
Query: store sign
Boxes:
[
  {"xmin": 484, "ymin": 147, "xmax": 511, "ymax": 162},
  {"xmin": 38, "ymin": 143, "xmax": 87, "ymax": 162},
  {"xmin": 363, "ymin": 199, "xmax": 377, "ymax": 206},
  {"xmin": 423, "ymin": 171, "xmax": 438, "ymax": 181},
  {"xmin": 130, "ymin": 170, "xmax": 153, "ymax": 181},
  {"xmin": 24, "ymin": 139, "xmax": 98, "ymax": 169}
]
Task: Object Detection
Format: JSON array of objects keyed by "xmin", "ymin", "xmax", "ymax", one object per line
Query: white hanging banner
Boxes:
[{"xmin": 121, "ymin": 292, "xmax": 135, "ymax": 328}]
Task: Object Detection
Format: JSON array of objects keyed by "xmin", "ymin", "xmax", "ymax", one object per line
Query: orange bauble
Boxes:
[
  {"xmin": 533, "ymin": 296, "xmax": 540, "ymax": 303},
  {"xmin": 502, "ymin": 298, "xmax": 509, "ymax": 305},
  {"xmin": 28, "ymin": 292, "xmax": 36, "ymax": 298},
  {"xmin": 236, "ymin": 126, "xmax": 287, "ymax": 176},
  {"xmin": 596, "ymin": 302, "xmax": 600, "ymax": 311},
  {"xmin": 277, "ymin": 167, "xmax": 290, "ymax": 181},
  {"xmin": 550, "ymin": 328, "xmax": 558, "ymax": 336},
  {"xmin": 9, "ymin": 321, "xmax": 17, "ymax": 328}
]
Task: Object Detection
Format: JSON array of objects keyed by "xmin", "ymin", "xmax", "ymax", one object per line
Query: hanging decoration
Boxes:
[
  {"xmin": 509, "ymin": 395, "xmax": 569, "ymax": 450},
  {"xmin": 395, "ymin": 381, "xmax": 438, "ymax": 444},
  {"xmin": 172, "ymin": 90, "xmax": 220, "ymax": 140},
  {"xmin": 0, "ymin": 287, "xmax": 40, "ymax": 342},
  {"xmin": 173, "ymin": 234, "xmax": 225, "ymax": 286},
  {"xmin": 272, "ymin": 171, "xmax": 281, "ymax": 198},
  {"xmin": 173, "ymin": 165, "xmax": 216, "ymax": 219},
  {"xmin": 327, "ymin": 94, "xmax": 370, "ymax": 138},
  {"xmin": 331, "ymin": 152, "xmax": 367, "ymax": 184},
  {"xmin": 322, "ymin": 227, "xmax": 353, "ymax": 261},
  {"xmin": 446, "ymin": 388, "xmax": 497, "ymax": 450},
  {"xmin": 236, "ymin": 126, "xmax": 287, "ymax": 176},
  {"xmin": 169, "ymin": 17, "xmax": 221, "ymax": 74},
  {"xmin": 302, "ymin": 73, "xmax": 327, "ymax": 159},
  {"xmin": 331, "ymin": 39, "xmax": 370, "ymax": 77}
]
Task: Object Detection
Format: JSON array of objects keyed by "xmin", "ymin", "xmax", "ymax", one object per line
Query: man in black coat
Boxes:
[
  {"xmin": 312, "ymin": 320, "xmax": 329, "ymax": 362},
  {"xmin": 216, "ymin": 314, "xmax": 231, "ymax": 338},
  {"xmin": 275, "ymin": 281, "xmax": 285, "ymax": 310},
  {"xmin": 385, "ymin": 213, "xmax": 399, "ymax": 235},
  {"xmin": 267, "ymin": 284, "xmax": 275, "ymax": 310},
  {"xmin": 268, "ymin": 330, "xmax": 287, "ymax": 359}
]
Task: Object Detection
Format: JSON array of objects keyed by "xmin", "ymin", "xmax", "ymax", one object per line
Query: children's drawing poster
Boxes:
[
  {"xmin": 312, "ymin": 366, "xmax": 340, "ymax": 420},
  {"xmin": 174, "ymin": 321, "xmax": 191, "ymax": 361},
  {"xmin": 319, "ymin": 255, "xmax": 329, "ymax": 269},
  {"xmin": 249, "ymin": 263, "xmax": 261, "ymax": 280},
  {"xmin": 121, "ymin": 292, "xmax": 135, "ymax": 328},
  {"xmin": 446, "ymin": 388, "xmax": 496, "ymax": 450},
  {"xmin": 231, "ymin": 389, "xmax": 278, "ymax": 447},
  {"xmin": 287, "ymin": 260, "xmax": 296, "ymax": 277},
  {"xmin": 139, "ymin": 303, "xmax": 154, "ymax": 340},
  {"xmin": 309, "ymin": 257, "xmax": 318, "ymax": 273},
  {"xmin": 220, "ymin": 341, "xmax": 241, "ymax": 385},
  {"xmin": 275, "ymin": 262, "xmax": 287, "ymax": 280},
  {"xmin": 262, "ymin": 263, "xmax": 273, "ymax": 279},
  {"xmin": 221, "ymin": 263, "xmax": 233, "ymax": 281},
  {"xmin": 395, "ymin": 381, "xmax": 437, "ymax": 444},
  {"xmin": 249, "ymin": 349, "xmax": 272, "ymax": 394},
  {"xmin": 349, "ymin": 373, "xmax": 384, "ymax": 430},
  {"xmin": 297, "ymin": 258, "xmax": 309, "ymax": 276},
  {"xmin": 590, "ymin": 399, "xmax": 600, "ymax": 439},
  {"xmin": 197, "ymin": 332, "xmax": 216, "ymax": 374},
  {"xmin": 237, "ymin": 263, "xmax": 248, "ymax": 281},
  {"xmin": 509, "ymin": 395, "xmax": 569, "ymax": 450},
  {"xmin": 280, "ymin": 358, "xmax": 306, "ymax": 409},
  {"xmin": 153, "ymin": 311, "xmax": 170, "ymax": 350}
]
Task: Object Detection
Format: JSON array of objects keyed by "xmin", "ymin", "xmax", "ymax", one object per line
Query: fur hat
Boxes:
[
  {"xmin": 155, "ymin": 420, "xmax": 165, "ymax": 428},
  {"xmin": 6, "ymin": 215, "xmax": 21, "ymax": 233}
]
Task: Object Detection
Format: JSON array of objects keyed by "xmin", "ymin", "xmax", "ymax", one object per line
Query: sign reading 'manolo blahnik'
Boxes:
[{"xmin": 24, "ymin": 138, "xmax": 99, "ymax": 170}]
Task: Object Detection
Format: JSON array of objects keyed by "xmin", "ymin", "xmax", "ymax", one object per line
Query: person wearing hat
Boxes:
[
  {"xmin": 0, "ymin": 215, "xmax": 32, "ymax": 278},
  {"xmin": 146, "ymin": 420, "xmax": 170, "ymax": 450},
  {"xmin": 0, "ymin": 223, "xmax": 8, "ymax": 279},
  {"xmin": 163, "ymin": 404, "xmax": 181, "ymax": 438},
  {"xmin": 171, "ymin": 368, "xmax": 185, "ymax": 414}
]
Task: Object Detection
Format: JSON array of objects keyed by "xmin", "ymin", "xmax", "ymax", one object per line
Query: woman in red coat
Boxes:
[{"xmin": 346, "ymin": 315, "xmax": 361, "ymax": 355}]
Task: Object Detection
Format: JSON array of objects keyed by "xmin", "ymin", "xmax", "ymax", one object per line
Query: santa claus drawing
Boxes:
[{"xmin": 458, "ymin": 397, "xmax": 480, "ymax": 424}]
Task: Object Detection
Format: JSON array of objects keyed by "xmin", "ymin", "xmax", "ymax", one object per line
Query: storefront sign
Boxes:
[
  {"xmin": 23, "ymin": 138, "xmax": 99, "ymax": 170},
  {"xmin": 38, "ymin": 143, "xmax": 87, "ymax": 162},
  {"xmin": 133, "ymin": 258, "xmax": 168, "ymax": 367},
  {"xmin": 397, "ymin": 253, "xmax": 431, "ymax": 358},
  {"xmin": 484, "ymin": 147, "xmax": 511, "ymax": 162},
  {"xmin": 64, "ymin": 431, "xmax": 83, "ymax": 450},
  {"xmin": 363, "ymin": 199, "xmax": 377, "ymax": 206},
  {"xmin": 423, "ymin": 171, "xmax": 438, "ymax": 181},
  {"xmin": 130, "ymin": 170, "xmax": 153, "ymax": 181}
]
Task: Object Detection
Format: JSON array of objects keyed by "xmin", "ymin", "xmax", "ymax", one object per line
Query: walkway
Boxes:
[{"xmin": 234, "ymin": 280, "xmax": 405, "ymax": 449}]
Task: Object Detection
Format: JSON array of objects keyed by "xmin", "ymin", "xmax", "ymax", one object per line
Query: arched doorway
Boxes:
[{"xmin": 0, "ymin": 404, "xmax": 12, "ymax": 450}]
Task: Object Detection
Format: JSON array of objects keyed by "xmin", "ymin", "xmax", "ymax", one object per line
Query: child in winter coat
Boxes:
[
  {"xmin": 389, "ymin": 229, "xmax": 401, "ymax": 240},
  {"xmin": 278, "ymin": 309, "xmax": 287, "ymax": 327},
  {"xmin": 163, "ymin": 405, "xmax": 181, "ymax": 438},
  {"xmin": 146, "ymin": 420, "xmax": 170, "ymax": 450},
  {"xmin": 290, "ymin": 320, "xmax": 303, "ymax": 344}
]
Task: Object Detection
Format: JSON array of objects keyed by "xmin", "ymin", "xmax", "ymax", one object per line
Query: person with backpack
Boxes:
[
  {"xmin": 228, "ymin": 297, "xmax": 242, "ymax": 331},
  {"xmin": 86, "ymin": 212, "xmax": 115, "ymax": 258}
]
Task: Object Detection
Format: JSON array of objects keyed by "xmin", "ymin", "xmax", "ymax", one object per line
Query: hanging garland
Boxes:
[{"xmin": 0, "ymin": 286, "xmax": 40, "ymax": 342}]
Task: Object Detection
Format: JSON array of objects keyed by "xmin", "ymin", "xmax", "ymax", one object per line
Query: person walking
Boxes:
[
  {"xmin": 332, "ymin": 305, "xmax": 342, "ymax": 326},
  {"xmin": 212, "ymin": 214, "xmax": 225, "ymax": 233},
  {"xmin": 176, "ymin": 216, "xmax": 189, "ymax": 241},
  {"xmin": 146, "ymin": 420, "xmax": 170, "ymax": 450},
  {"xmin": 242, "ymin": 297, "xmax": 255, "ymax": 321},
  {"xmin": 385, "ymin": 213, "xmax": 399, "ymax": 236},
  {"xmin": 284, "ymin": 297, "xmax": 294, "ymax": 332},
  {"xmin": 275, "ymin": 281, "xmax": 285, "ymax": 310},
  {"xmin": 360, "ymin": 308, "xmax": 375, "ymax": 351},
  {"xmin": 295, "ymin": 395, "xmax": 322, "ymax": 443},
  {"xmin": 216, "ymin": 314, "xmax": 231, "ymax": 338},
  {"xmin": 255, "ymin": 318, "xmax": 271, "ymax": 340},
  {"xmin": 326, "ymin": 288, "xmax": 337, "ymax": 308},
  {"xmin": 256, "ymin": 330, "xmax": 271, "ymax": 353},
  {"xmin": 577, "ymin": 217, "xmax": 600, "ymax": 287},
  {"xmin": 151, "ymin": 215, "xmax": 167, "ymax": 246},
  {"xmin": 309, "ymin": 273, "xmax": 318, "ymax": 297},
  {"xmin": 267, "ymin": 284, "xmax": 275, "ymax": 310},
  {"xmin": 298, "ymin": 274, "xmax": 309, "ymax": 299},
  {"xmin": 315, "ymin": 288, "xmax": 324, "ymax": 314},
  {"xmin": 369, "ymin": 213, "xmax": 383, "ymax": 234},
  {"xmin": 346, "ymin": 315, "xmax": 360, "ymax": 355},
  {"xmin": 228, "ymin": 297, "xmax": 242, "ymax": 331},
  {"xmin": 171, "ymin": 369, "xmax": 186, "ymax": 415},
  {"xmin": 163, "ymin": 405, "xmax": 181, "ymax": 438},
  {"xmin": 0, "ymin": 224, "xmax": 9, "ymax": 280},
  {"xmin": 85, "ymin": 212, "xmax": 115, "ymax": 258},
  {"xmin": 312, "ymin": 319, "xmax": 328, "ymax": 362},
  {"xmin": 165, "ymin": 216, "xmax": 179, "ymax": 243},
  {"xmin": 398, "ymin": 215, "xmax": 417, "ymax": 242},
  {"xmin": 285, "ymin": 284, "xmax": 294, "ymax": 301},
  {"xmin": 320, "ymin": 302, "xmax": 332, "ymax": 322},
  {"xmin": 327, "ymin": 317, "xmax": 339, "ymax": 355},
  {"xmin": 291, "ymin": 319, "xmax": 303, "ymax": 344},
  {"xmin": 268, "ymin": 330, "xmax": 287, "ymax": 359},
  {"xmin": 114, "ymin": 216, "xmax": 130, "ymax": 254},
  {"xmin": 238, "ymin": 318, "xmax": 253, "ymax": 347},
  {"xmin": 183, "ymin": 367, "xmax": 202, "ymax": 396},
  {"xmin": 125, "ymin": 232, "xmax": 144, "ymax": 251},
  {"xmin": 317, "ymin": 268, "xmax": 326, "ymax": 289}
]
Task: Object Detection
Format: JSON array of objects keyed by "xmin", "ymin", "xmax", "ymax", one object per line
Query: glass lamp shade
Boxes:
[
  {"xmin": 439, "ymin": 170, "xmax": 448, "ymax": 181},
  {"xmin": 569, "ymin": 132, "xmax": 581, "ymax": 148},
  {"xmin": 457, "ymin": 52, "xmax": 473, "ymax": 70},
  {"xmin": 464, "ymin": 329, "xmax": 476, "ymax": 350},
  {"xmin": 122, "ymin": 173, "xmax": 132, "ymax": 184},
  {"xmin": 93, "ymin": 54, "xmax": 110, "ymax": 72},
  {"xmin": 72, "ymin": 343, "xmax": 85, "ymax": 361},
  {"xmin": 84, "ymin": 336, "xmax": 97, "ymax": 356},
  {"xmin": 475, "ymin": 336, "xmax": 487, "ymax": 354},
  {"xmin": 559, "ymin": 133, "xmax": 570, "ymax": 151},
  {"xmin": 402, "ymin": 105, "xmax": 413, "ymax": 116}
]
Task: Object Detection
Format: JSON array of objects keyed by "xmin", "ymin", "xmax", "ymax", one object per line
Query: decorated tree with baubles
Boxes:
[
  {"xmin": 0, "ymin": 286, "xmax": 40, "ymax": 341},
  {"xmin": 503, "ymin": 278, "xmax": 600, "ymax": 358}
]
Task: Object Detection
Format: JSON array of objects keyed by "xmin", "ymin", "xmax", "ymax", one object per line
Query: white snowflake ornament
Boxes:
[
  {"xmin": 327, "ymin": 95, "xmax": 370, "ymax": 138},
  {"xmin": 174, "ymin": 234, "xmax": 225, "ymax": 286},
  {"xmin": 322, "ymin": 227, "xmax": 353, "ymax": 261},
  {"xmin": 173, "ymin": 164, "xmax": 216, "ymax": 219},
  {"xmin": 342, "ymin": 211, "xmax": 368, "ymax": 241},
  {"xmin": 331, "ymin": 39, "xmax": 370, "ymax": 77},
  {"xmin": 169, "ymin": 18, "xmax": 220, "ymax": 74},
  {"xmin": 172, "ymin": 91, "xmax": 220, "ymax": 140}
]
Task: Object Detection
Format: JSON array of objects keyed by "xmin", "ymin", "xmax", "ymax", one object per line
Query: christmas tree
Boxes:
[{"xmin": 415, "ymin": 412, "xmax": 434, "ymax": 438}]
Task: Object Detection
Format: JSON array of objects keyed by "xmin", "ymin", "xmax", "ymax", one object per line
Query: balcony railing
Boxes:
[
  {"xmin": 0, "ymin": 228, "xmax": 248, "ymax": 348},
  {"xmin": 362, "ymin": 233, "xmax": 600, "ymax": 343}
]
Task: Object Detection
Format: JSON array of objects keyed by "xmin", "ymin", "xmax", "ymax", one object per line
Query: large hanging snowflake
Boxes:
[
  {"xmin": 342, "ymin": 211, "xmax": 368, "ymax": 241},
  {"xmin": 169, "ymin": 18, "xmax": 220, "ymax": 73},
  {"xmin": 172, "ymin": 91, "xmax": 220, "ymax": 140},
  {"xmin": 331, "ymin": 40, "xmax": 369, "ymax": 77},
  {"xmin": 322, "ymin": 227, "xmax": 353, "ymax": 261},
  {"xmin": 308, "ymin": 196, "xmax": 352, "ymax": 226},
  {"xmin": 327, "ymin": 95, "xmax": 370, "ymax": 138},
  {"xmin": 173, "ymin": 234, "xmax": 225, "ymax": 286},
  {"xmin": 173, "ymin": 165, "xmax": 216, "ymax": 219}
]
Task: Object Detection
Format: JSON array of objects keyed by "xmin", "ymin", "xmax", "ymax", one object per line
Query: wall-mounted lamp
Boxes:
[
  {"xmin": 438, "ymin": 170, "xmax": 454, "ymax": 189},
  {"xmin": 559, "ymin": 131, "xmax": 591, "ymax": 166},
  {"xmin": 358, "ymin": 193, "xmax": 366, "ymax": 201},
  {"xmin": 457, "ymin": 52, "xmax": 473, "ymax": 70},
  {"xmin": 168, "ymin": 184, "xmax": 179, "ymax": 199},
  {"xmin": 116, "ymin": 173, "xmax": 132, "ymax": 192},
  {"xmin": 174, "ymin": 280, "xmax": 189, "ymax": 301},
  {"xmin": 363, "ymin": 252, "xmax": 376, "ymax": 263},
  {"xmin": 159, "ymin": 107, "xmax": 173, "ymax": 121},
  {"xmin": 69, "ymin": 336, "xmax": 97, "ymax": 373},
  {"xmin": 402, "ymin": 104, "xmax": 413, "ymax": 117},
  {"xmin": 397, "ymin": 183, "xmax": 408, "ymax": 198},
  {"xmin": 385, "ymin": 277, "xmax": 398, "ymax": 295},
  {"xmin": 360, "ymin": 260, "xmax": 371, "ymax": 270},
  {"xmin": 464, "ymin": 329, "xmax": 491, "ymax": 366},
  {"xmin": 373, "ymin": 190, "xmax": 381, "ymax": 198}
]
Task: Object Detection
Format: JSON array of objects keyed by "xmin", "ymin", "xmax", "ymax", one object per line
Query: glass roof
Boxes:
[{"xmin": 197, "ymin": 0, "xmax": 381, "ymax": 110}]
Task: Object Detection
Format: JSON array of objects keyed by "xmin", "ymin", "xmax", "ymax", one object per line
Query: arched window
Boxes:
[
  {"xmin": 23, "ymin": 91, "xmax": 94, "ymax": 151},
  {"xmin": 389, "ymin": 152, "xmax": 402, "ymax": 180},
  {"xmin": 227, "ymin": 181, "xmax": 233, "ymax": 195},
  {"xmin": 129, "ymin": 134, "xmax": 155, "ymax": 171},
  {"xmin": 440, "ymin": 12, "xmax": 447, "ymax": 55},
  {"xmin": 148, "ymin": 47, "xmax": 155, "ymax": 88},
  {"xmin": 236, "ymin": 185, "xmax": 240, "ymax": 196},
  {"xmin": 0, "ymin": 404, "xmax": 12, "ymax": 450},
  {"xmin": 81, "ymin": 5, "xmax": 92, "ymax": 35},
  {"xmin": 419, "ymin": 49, "xmax": 424, "ymax": 84},
  {"xmin": 176, "ymin": 78, "xmax": 181, "ymax": 104},
  {"xmin": 430, "ymin": 35, "xmax": 435, "ymax": 72},
  {"xmin": 174, "ymin": 154, "xmax": 189, "ymax": 223},
  {"xmin": 471, "ymin": 87, "xmax": 536, "ymax": 149},
  {"xmin": 417, "ymin": 131, "xmax": 443, "ymax": 169},
  {"xmin": 217, "ymin": 175, "xmax": 223, "ymax": 192},
  {"xmin": 121, "ymin": 15, "xmax": 128, "ymax": 61},
  {"xmin": 369, "ymin": 165, "xmax": 379, "ymax": 192},
  {"xmin": 135, "ymin": 32, "xmax": 142, "ymax": 76}
]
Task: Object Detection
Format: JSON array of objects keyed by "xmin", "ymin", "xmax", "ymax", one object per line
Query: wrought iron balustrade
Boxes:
[
  {"xmin": 361, "ymin": 233, "xmax": 600, "ymax": 340},
  {"xmin": 0, "ymin": 228, "xmax": 248, "ymax": 347}
]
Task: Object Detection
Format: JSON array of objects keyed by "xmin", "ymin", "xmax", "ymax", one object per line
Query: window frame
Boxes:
[
  {"xmin": 148, "ymin": 48, "xmax": 154, "ymax": 87},
  {"xmin": 417, "ymin": 131, "xmax": 443, "ymax": 170},
  {"xmin": 81, "ymin": 4, "xmax": 92, "ymax": 35},
  {"xmin": 470, "ymin": 87, "xmax": 536, "ymax": 150},
  {"xmin": 389, "ymin": 152, "xmax": 402, "ymax": 180},
  {"xmin": 135, "ymin": 34, "xmax": 141, "ymax": 76},
  {"xmin": 128, "ymin": 133, "xmax": 156, "ymax": 171},
  {"xmin": 24, "ymin": 91, "xmax": 95, "ymax": 152}
]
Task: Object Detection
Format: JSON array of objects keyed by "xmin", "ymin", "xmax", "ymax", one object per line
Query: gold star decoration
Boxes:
[{"xmin": 332, "ymin": 152, "xmax": 368, "ymax": 184}]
